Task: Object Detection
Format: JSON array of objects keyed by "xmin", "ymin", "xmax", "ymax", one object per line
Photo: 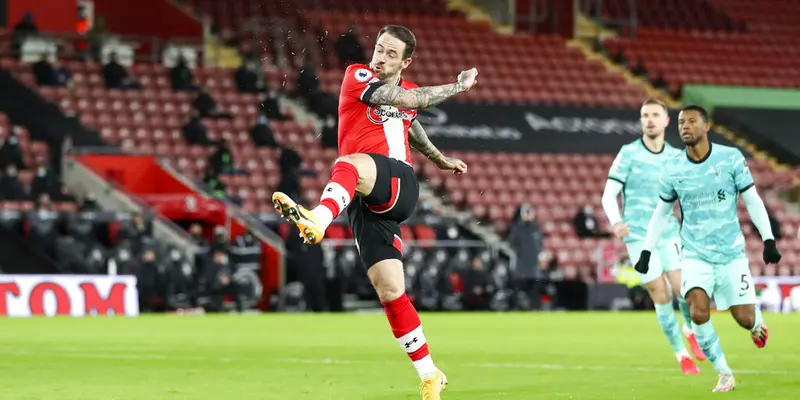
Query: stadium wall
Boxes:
[
  {"xmin": 416, "ymin": 103, "xmax": 740, "ymax": 154},
  {"xmin": 7, "ymin": 0, "xmax": 77, "ymax": 33},
  {"xmin": 91, "ymin": 0, "xmax": 203, "ymax": 40},
  {"xmin": 713, "ymin": 107, "xmax": 800, "ymax": 165},
  {"xmin": 682, "ymin": 85, "xmax": 800, "ymax": 115}
]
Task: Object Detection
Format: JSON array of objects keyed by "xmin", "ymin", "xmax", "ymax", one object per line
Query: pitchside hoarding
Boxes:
[
  {"xmin": 0, "ymin": 275, "xmax": 139, "ymax": 317},
  {"xmin": 416, "ymin": 103, "xmax": 740, "ymax": 154}
]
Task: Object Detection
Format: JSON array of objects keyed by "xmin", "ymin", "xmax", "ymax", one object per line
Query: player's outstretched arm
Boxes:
[
  {"xmin": 368, "ymin": 68, "xmax": 478, "ymax": 110},
  {"xmin": 601, "ymin": 179, "xmax": 628, "ymax": 238},
  {"xmin": 409, "ymin": 120, "xmax": 467, "ymax": 175},
  {"xmin": 635, "ymin": 199, "xmax": 673, "ymax": 273},
  {"xmin": 741, "ymin": 186, "xmax": 781, "ymax": 263}
]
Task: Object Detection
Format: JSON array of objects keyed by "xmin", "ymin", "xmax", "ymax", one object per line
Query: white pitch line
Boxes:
[{"xmin": 2, "ymin": 350, "xmax": 796, "ymax": 376}]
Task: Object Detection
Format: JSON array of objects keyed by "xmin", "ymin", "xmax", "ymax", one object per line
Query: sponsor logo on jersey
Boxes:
[{"xmin": 366, "ymin": 105, "xmax": 416, "ymax": 124}]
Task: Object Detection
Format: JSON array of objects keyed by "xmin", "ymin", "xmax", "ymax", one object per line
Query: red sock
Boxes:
[
  {"xmin": 318, "ymin": 161, "xmax": 359, "ymax": 219},
  {"xmin": 382, "ymin": 293, "xmax": 437, "ymax": 378}
]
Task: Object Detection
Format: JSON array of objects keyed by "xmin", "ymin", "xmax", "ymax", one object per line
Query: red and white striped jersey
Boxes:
[{"xmin": 337, "ymin": 63, "xmax": 418, "ymax": 167}]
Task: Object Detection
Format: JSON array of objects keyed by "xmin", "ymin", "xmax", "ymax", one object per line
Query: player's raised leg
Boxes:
[
  {"xmin": 272, "ymin": 153, "xmax": 377, "ymax": 244},
  {"xmin": 683, "ymin": 260, "xmax": 735, "ymax": 392},
  {"xmin": 665, "ymin": 269, "xmax": 706, "ymax": 361}
]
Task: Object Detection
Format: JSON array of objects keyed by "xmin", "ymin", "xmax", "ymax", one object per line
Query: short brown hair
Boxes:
[
  {"xmin": 378, "ymin": 25, "xmax": 416, "ymax": 59},
  {"xmin": 641, "ymin": 98, "xmax": 668, "ymax": 113}
]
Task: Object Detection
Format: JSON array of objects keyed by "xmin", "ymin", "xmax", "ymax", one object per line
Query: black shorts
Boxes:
[{"xmin": 346, "ymin": 154, "xmax": 419, "ymax": 269}]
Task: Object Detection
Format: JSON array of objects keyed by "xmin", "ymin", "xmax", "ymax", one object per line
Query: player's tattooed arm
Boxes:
[
  {"xmin": 409, "ymin": 120, "xmax": 468, "ymax": 175},
  {"xmin": 409, "ymin": 119, "xmax": 445, "ymax": 163},
  {"xmin": 368, "ymin": 68, "xmax": 478, "ymax": 110}
]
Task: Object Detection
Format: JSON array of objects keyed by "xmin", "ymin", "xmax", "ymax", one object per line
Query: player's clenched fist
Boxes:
[
  {"xmin": 634, "ymin": 250, "xmax": 651, "ymax": 274},
  {"xmin": 456, "ymin": 68, "xmax": 478, "ymax": 92},
  {"xmin": 612, "ymin": 222, "xmax": 630, "ymax": 238},
  {"xmin": 762, "ymin": 239, "xmax": 781, "ymax": 264}
]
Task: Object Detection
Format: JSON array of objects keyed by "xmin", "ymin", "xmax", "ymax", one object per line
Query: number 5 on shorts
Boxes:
[{"xmin": 740, "ymin": 274, "xmax": 750, "ymax": 291}]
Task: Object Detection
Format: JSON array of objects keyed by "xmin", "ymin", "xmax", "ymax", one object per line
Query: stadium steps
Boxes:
[
  {"xmin": 446, "ymin": 0, "xmax": 513, "ymax": 33},
  {"xmin": 203, "ymin": 36, "xmax": 243, "ymax": 68},
  {"xmin": 565, "ymin": 38, "xmax": 678, "ymax": 108},
  {"xmin": 574, "ymin": 13, "xmax": 617, "ymax": 40},
  {"xmin": 417, "ymin": 180, "xmax": 514, "ymax": 257}
]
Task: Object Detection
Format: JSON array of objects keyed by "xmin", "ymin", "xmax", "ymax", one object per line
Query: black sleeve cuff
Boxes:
[
  {"xmin": 738, "ymin": 182, "xmax": 755, "ymax": 194},
  {"xmin": 607, "ymin": 176, "xmax": 625, "ymax": 185},
  {"xmin": 660, "ymin": 195, "xmax": 677, "ymax": 203},
  {"xmin": 361, "ymin": 82, "xmax": 385, "ymax": 103}
]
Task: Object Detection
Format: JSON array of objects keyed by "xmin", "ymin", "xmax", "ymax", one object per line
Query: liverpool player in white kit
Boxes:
[{"xmin": 272, "ymin": 25, "xmax": 477, "ymax": 400}]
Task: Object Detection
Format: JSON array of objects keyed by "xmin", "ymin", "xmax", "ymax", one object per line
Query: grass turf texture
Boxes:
[{"xmin": 0, "ymin": 312, "xmax": 797, "ymax": 399}]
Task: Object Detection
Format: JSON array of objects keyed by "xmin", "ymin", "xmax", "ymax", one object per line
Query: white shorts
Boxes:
[
  {"xmin": 680, "ymin": 256, "xmax": 756, "ymax": 311},
  {"xmin": 625, "ymin": 238, "xmax": 682, "ymax": 284}
]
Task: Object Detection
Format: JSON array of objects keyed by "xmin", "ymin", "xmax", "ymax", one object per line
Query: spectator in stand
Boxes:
[
  {"xmin": 0, "ymin": 164, "xmax": 26, "ymax": 201},
  {"xmin": 261, "ymin": 86, "xmax": 287, "ymax": 120},
  {"xmin": 461, "ymin": 255, "xmax": 494, "ymax": 310},
  {"xmin": 182, "ymin": 111, "xmax": 210, "ymax": 145},
  {"xmin": 201, "ymin": 246, "xmax": 243, "ymax": 312},
  {"xmin": 11, "ymin": 12, "xmax": 38, "ymax": 56},
  {"xmin": 202, "ymin": 164, "xmax": 227, "ymax": 200},
  {"xmin": 0, "ymin": 128, "xmax": 26, "ymax": 170},
  {"xmin": 166, "ymin": 248, "xmax": 196, "ymax": 310},
  {"xmin": 285, "ymin": 223, "xmax": 327, "ymax": 312},
  {"xmin": 30, "ymin": 155, "xmax": 57, "ymax": 199},
  {"xmin": 54, "ymin": 215, "xmax": 88, "ymax": 274},
  {"xmin": 277, "ymin": 144, "xmax": 303, "ymax": 202},
  {"xmin": 192, "ymin": 88, "xmax": 233, "ymax": 119},
  {"xmin": 137, "ymin": 247, "xmax": 162, "ymax": 312},
  {"xmin": 296, "ymin": 61, "xmax": 320, "ymax": 100},
  {"xmin": 32, "ymin": 54, "xmax": 56, "ymax": 86},
  {"xmin": 573, "ymin": 204, "xmax": 606, "ymax": 238},
  {"xmin": 231, "ymin": 230, "xmax": 261, "ymax": 272},
  {"xmin": 102, "ymin": 52, "xmax": 141, "ymax": 90},
  {"xmin": 508, "ymin": 204, "xmax": 545, "ymax": 310},
  {"xmin": 86, "ymin": 16, "xmax": 107, "ymax": 62},
  {"xmin": 320, "ymin": 114, "xmax": 338, "ymax": 149},
  {"xmin": 336, "ymin": 25, "xmax": 366, "ymax": 67},
  {"xmin": 170, "ymin": 55, "xmax": 198, "ymax": 92},
  {"xmin": 208, "ymin": 140, "xmax": 234, "ymax": 175},
  {"xmin": 117, "ymin": 211, "xmax": 153, "ymax": 255},
  {"xmin": 234, "ymin": 59, "xmax": 262, "ymax": 94},
  {"xmin": 27, "ymin": 193, "xmax": 58, "ymax": 259},
  {"xmin": 250, "ymin": 115, "xmax": 277, "ymax": 148},
  {"xmin": 33, "ymin": 54, "xmax": 71, "ymax": 87}
]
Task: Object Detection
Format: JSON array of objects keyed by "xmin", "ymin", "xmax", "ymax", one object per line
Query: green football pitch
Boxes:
[{"xmin": 1, "ymin": 312, "xmax": 797, "ymax": 400}]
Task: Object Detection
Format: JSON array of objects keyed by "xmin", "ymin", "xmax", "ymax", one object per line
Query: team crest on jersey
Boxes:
[
  {"xmin": 366, "ymin": 105, "xmax": 416, "ymax": 124},
  {"xmin": 354, "ymin": 68, "xmax": 372, "ymax": 82}
]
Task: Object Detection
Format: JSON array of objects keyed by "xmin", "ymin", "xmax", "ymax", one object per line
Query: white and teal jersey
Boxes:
[
  {"xmin": 658, "ymin": 142, "xmax": 754, "ymax": 265},
  {"xmin": 608, "ymin": 138, "xmax": 682, "ymax": 244}
]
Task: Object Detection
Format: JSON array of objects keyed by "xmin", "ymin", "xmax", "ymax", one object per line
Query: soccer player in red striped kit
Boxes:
[{"xmin": 272, "ymin": 25, "xmax": 477, "ymax": 400}]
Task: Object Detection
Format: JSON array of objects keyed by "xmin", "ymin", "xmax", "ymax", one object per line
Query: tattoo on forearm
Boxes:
[
  {"xmin": 408, "ymin": 120, "xmax": 444, "ymax": 163},
  {"xmin": 370, "ymin": 82, "xmax": 462, "ymax": 110}
]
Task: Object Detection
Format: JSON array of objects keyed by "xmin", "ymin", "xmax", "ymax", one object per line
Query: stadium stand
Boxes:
[{"xmin": 4, "ymin": 0, "xmax": 800, "ymax": 314}]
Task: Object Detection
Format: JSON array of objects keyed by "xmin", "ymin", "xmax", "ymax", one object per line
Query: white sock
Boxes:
[
  {"xmin": 682, "ymin": 324, "xmax": 694, "ymax": 336},
  {"xmin": 311, "ymin": 205, "xmax": 334, "ymax": 230},
  {"xmin": 413, "ymin": 355, "xmax": 438, "ymax": 380},
  {"xmin": 675, "ymin": 348, "xmax": 690, "ymax": 361}
]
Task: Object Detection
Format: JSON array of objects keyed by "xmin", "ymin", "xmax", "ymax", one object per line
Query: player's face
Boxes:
[
  {"xmin": 639, "ymin": 104, "xmax": 669, "ymax": 138},
  {"xmin": 370, "ymin": 33, "xmax": 412, "ymax": 81},
  {"xmin": 678, "ymin": 110, "xmax": 710, "ymax": 145}
]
